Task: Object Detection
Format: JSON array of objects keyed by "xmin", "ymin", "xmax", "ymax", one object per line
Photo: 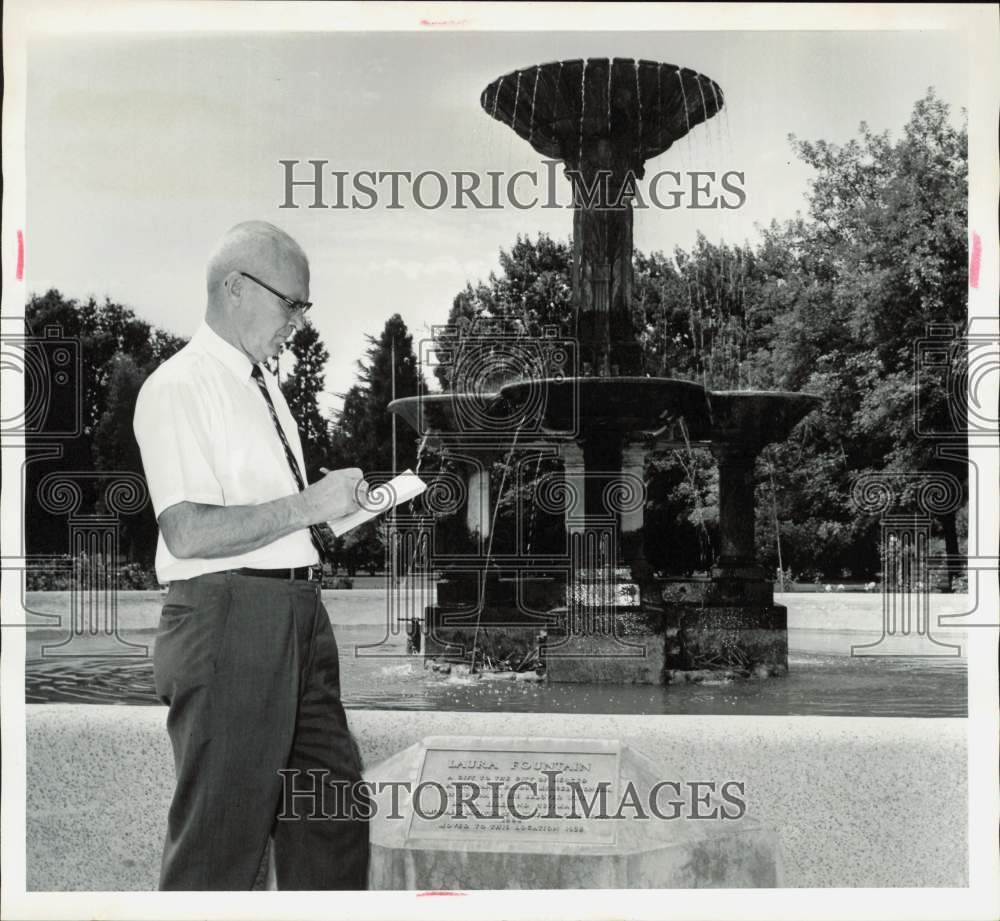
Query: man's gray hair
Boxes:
[{"xmin": 206, "ymin": 221, "xmax": 309, "ymax": 298}]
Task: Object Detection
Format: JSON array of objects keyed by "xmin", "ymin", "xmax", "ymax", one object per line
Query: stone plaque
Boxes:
[
  {"xmin": 405, "ymin": 738, "xmax": 621, "ymax": 845},
  {"xmin": 368, "ymin": 735, "xmax": 782, "ymax": 889}
]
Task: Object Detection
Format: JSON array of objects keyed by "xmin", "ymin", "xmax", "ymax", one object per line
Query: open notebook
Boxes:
[{"xmin": 327, "ymin": 469, "xmax": 427, "ymax": 537}]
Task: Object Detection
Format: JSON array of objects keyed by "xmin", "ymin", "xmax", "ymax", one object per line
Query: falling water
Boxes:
[
  {"xmin": 740, "ymin": 249, "xmax": 753, "ymax": 387},
  {"xmin": 694, "ymin": 73, "xmax": 712, "ymax": 156},
  {"xmin": 704, "ymin": 77, "xmax": 740, "ymax": 390},
  {"xmin": 577, "ymin": 59, "xmax": 588, "ymax": 166},
  {"xmin": 657, "ymin": 61, "xmax": 685, "ymax": 172},
  {"xmin": 655, "ymin": 62, "xmax": 663, "ymax": 151},
  {"xmin": 414, "ymin": 433, "xmax": 430, "ymax": 477},
  {"xmin": 695, "ymin": 254, "xmax": 708, "ymax": 388},
  {"xmin": 676, "ymin": 420, "xmax": 714, "ymax": 569},
  {"xmin": 708, "ymin": 79, "xmax": 727, "ymax": 152},
  {"xmin": 511, "ymin": 70, "xmax": 522, "ymax": 131},
  {"xmin": 606, "ymin": 60, "xmax": 613, "ymax": 133},
  {"xmin": 723, "ymin": 91, "xmax": 745, "ymax": 362},
  {"xmin": 767, "ymin": 446, "xmax": 786, "ymax": 589},
  {"xmin": 523, "ymin": 450, "xmax": 545, "ymax": 557},
  {"xmin": 470, "ymin": 415, "xmax": 527, "ymax": 672},
  {"xmin": 676, "ymin": 67, "xmax": 691, "ymax": 134},
  {"xmin": 733, "ymin": 246, "xmax": 745, "ymax": 388},
  {"xmin": 491, "ymin": 76, "xmax": 504, "ymax": 121},
  {"xmin": 740, "ymin": 246, "xmax": 748, "ymax": 358},
  {"xmin": 401, "ymin": 433, "xmax": 433, "ymax": 588},
  {"xmin": 528, "ymin": 65, "xmax": 540, "ymax": 144},
  {"xmin": 675, "ymin": 66, "xmax": 692, "ymax": 169},
  {"xmin": 634, "ymin": 59, "xmax": 643, "ymax": 145}
]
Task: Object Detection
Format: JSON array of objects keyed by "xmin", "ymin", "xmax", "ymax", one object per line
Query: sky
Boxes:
[{"xmin": 26, "ymin": 29, "xmax": 968, "ymax": 412}]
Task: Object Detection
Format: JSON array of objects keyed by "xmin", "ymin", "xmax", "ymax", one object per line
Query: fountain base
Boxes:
[
  {"xmin": 421, "ymin": 570, "xmax": 788, "ymax": 683},
  {"xmin": 660, "ymin": 603, "xmax": 788, "ymax": 674}
]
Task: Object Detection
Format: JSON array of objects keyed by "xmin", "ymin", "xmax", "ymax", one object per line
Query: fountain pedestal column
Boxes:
[
  {"xmin": 710, "ymin": 444, "xmax": 772, "ymax": 603},
  {"xmin": 569, "ymin": 139, "xmax": 643, "ymax": 377},
  {"xmin": 657, "ymin": 443, "xmax": 787, "ymax": 676},
  {"xmin": 715, "ymin": 445, "xmax": 760, "ymax": 572},
  {"xmin": 545, "ymin": 434, "xmax": 664, "ymax": 685}
]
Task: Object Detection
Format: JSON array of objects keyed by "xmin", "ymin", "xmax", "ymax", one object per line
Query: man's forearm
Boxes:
[{"xmin": 159, "ymin": 493, "xmax": 312, "ymax": 559}]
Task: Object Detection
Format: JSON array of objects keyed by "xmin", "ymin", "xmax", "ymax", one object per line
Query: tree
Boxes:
[
  {"xmin": 635, "ymin": 237, "xmax": 775, "ymax": 387},
  {"xmin": 330, "ymin": 314, "xmax": 423, "ymax": 476},
  {"xmin": 279, "ymin": 321, "xmax": 334, "ymax": 481},
  {"xmin": 92, "ymin": 353, "xmax": 155, "ymax": 560},
  {"xmin": 25, "ymin": 290, "xmax": 187, "ymax": 562},
  {"xmin": 324, "ymin": 315, "xmax": 424, "ymax": 574},
  {"xmin": 768, "ymin": 90, "xmax": 968, "ymax": 581},
  {"xmin": 435, "ymin": 234, "xmax": 573, "ymax": 391},
  {"xmin": 26, "ymin": 290, "xmax": 185, "ymax": 433},
  {"xmin": 360, "ymin": 313, "xmax": 423, "ymax": 474}
]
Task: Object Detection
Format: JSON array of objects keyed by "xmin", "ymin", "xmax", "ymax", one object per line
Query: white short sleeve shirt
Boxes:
[{"xmin": 133, "ymin": 321, "xmax": 319, "ymax": 583}]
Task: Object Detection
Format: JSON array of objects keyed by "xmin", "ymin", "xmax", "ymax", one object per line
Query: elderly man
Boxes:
[{"xmin": 134, "ymin": 221, "xmax": 369, "ymax": 890}]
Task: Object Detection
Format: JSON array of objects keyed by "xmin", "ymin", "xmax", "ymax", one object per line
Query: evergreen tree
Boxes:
[
  {"xmin": 279, "ymin": 321, "xmax": 334, "ymax": 481},
  {"xmin": 92, "ymin": 353, "xmax": 153, "ymax": 560},
  {"xmin": 326, "ymin": 314, "xmax": 425, "ymax": 575},
  {"xmin": 350, "ymin": 314, "xmax": 424, "ymax": 475}
]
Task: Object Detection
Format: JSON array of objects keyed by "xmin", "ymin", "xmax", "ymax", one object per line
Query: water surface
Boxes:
[{"xmin": 25, "ymin": 624, "xmax": 966, "ymax": 717}]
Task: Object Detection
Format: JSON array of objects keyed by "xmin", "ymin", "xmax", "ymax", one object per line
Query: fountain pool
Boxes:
[{"xmin": 23, "ymin": 590, "xmax": 968, "ymax": 717}]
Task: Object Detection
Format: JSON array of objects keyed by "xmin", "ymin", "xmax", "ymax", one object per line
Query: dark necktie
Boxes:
[{"xmin": 250, "ymin": 364, "xmax": 335, "ymax": 563}]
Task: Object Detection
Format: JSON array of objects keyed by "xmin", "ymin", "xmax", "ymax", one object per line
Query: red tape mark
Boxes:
[
  {"xmin": 16, "ymin": 229, "xmax": 24, "ymax": 280},
  {"xmin": 969, "ymin": 231, "xmax": 981, "ymax": 289},
  {"xmin": 416, "ymin": 890, "xmax": 467, "ymax": 897}
]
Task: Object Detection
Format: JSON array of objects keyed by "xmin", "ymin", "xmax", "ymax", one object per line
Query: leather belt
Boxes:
[{"xmin": 234, "ymin": 566, "xmax": 322, "ymax": 582}]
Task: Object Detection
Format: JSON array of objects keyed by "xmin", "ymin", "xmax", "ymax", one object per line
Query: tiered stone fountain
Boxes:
[{"xmin": 390, "ymin": 58, "xmax": 820, "ymax": 683}]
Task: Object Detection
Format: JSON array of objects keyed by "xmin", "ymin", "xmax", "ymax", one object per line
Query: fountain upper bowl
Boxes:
[{"xmin": 481, "ymin": 57, "xmax": 724, "ymax": 166}]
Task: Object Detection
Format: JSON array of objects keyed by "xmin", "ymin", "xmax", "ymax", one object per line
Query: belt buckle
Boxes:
[{"xmin": 306, "ymin": 565, "xmax": 320, "ymax": 582}]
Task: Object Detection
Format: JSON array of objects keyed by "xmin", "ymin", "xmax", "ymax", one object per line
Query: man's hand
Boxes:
[
  {"xmin": 158, "ymin": 468, "xmax": 370, "ymax": 560},
  {"xmin": 300, "ymin": 467, "xmax": 368, "ymax": 524}
]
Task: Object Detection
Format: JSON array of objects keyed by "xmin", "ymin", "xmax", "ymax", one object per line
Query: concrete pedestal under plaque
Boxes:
[{"xmin": 365, "ymin": 736, "xmax": 782, "ymax": 889}]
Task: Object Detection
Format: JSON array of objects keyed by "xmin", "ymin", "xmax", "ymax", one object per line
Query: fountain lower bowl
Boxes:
[
  {"xmin": 706, "ymin": 390, "xmax": 823, "ymax": 451},
  {"xmin": 389, "ymin": 382, "xmax": 821, "ymax": 446}
]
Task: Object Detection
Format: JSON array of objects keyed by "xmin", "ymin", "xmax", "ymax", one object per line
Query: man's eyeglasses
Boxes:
[{"xmin": 240, "ymin": 272, "xmax": 313, "ymax": 316}]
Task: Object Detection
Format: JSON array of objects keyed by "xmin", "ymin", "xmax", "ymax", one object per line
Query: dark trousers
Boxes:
[{"xmin": 153, "ymin": 571, "xmax": 369, "ymax": 890}]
